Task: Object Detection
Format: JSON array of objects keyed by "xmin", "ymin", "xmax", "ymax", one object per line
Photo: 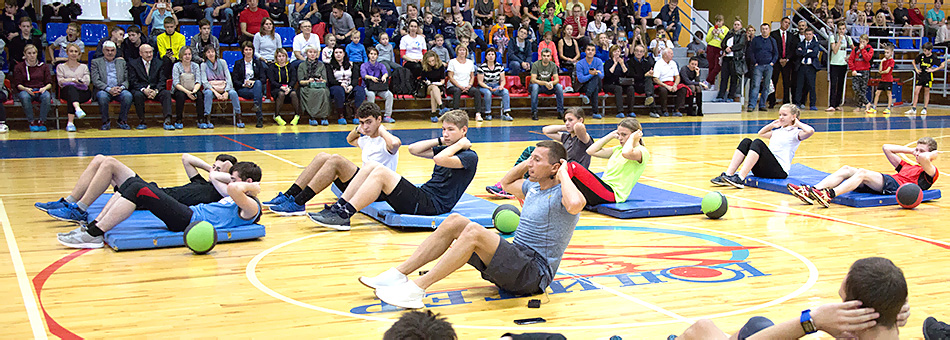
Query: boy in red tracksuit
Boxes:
[{"xmin": 848, "ymin": 34, "xmax": 874, "ymax": 112}]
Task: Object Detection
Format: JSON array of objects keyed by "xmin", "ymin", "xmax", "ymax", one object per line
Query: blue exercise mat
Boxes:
[
  {"xmin": 585, "ymin": 183, "xmax": 703, "ymax": 218},
  {"xmin": 745, "ymin": 163, "xmax": 942, "ymax": 207},
  {"xmin": 331, "ymin": 185, "xmax": 497, "ymax": 229},
  {"xmin": 86, "ymin": 194, "xmax": 266, "ymax": 251}
]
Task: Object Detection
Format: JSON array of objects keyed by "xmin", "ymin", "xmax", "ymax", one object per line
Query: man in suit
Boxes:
[
  {"xmin": 129, "ymin": 44, "xmax": 173, "ymax": 130},
  {"xmin": 795, "ymin": 28, "xmax": 820, "ymax": 110},
  {"xmin": 91, "ymin": 41, "xmax": 134, "ymax": 130},
  {"xmin": 769, "ymin": 17, "xmax": 799, "ymax": 109}
]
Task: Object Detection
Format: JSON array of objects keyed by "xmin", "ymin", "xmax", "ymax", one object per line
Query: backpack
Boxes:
[
  {"xmin": 219, "ymin": 15, "xmax": 238, "ymax": 45},
  {"xmin": 389, "ymin": 67, "xmax": 416, "ymax": 96}
]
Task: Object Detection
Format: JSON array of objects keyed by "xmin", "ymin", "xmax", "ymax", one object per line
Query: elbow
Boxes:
[{"xmin": 432, "ymin": 155, "xmax": 448, "ymax": 166}]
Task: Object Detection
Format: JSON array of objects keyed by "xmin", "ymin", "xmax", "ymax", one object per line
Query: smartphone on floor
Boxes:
[{"xmin": 514, "ymin": 317, "xmax": 546, "ymax": 325}]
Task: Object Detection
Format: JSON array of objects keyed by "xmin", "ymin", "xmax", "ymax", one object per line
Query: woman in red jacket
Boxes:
[{"xmin": 848, "ymin": 34, "xmax": 874, "ymax": 113}]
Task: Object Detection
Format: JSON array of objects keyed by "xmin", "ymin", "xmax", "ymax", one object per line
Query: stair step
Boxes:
[{"xmin": 702, "ymin": 102, "xmax": 744, "ymax": 114}]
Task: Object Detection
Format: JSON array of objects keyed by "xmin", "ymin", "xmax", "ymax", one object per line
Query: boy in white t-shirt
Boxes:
[
  {"xmin": 445, "ymin": 44, "xmax": 486, "ymax": 121},
  {"xmin": 265, "ymin": 102, "xmax": 402, "ymax": 216}
]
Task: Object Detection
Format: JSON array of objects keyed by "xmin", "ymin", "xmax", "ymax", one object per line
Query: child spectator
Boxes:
[
  {"xmin": 346, "ymin": 30, "xmax": 367, "ymax": 63},
  {"xmin": 489, "ymin": 14, "xmax": 510, "ymax": 57},
  {"xmin": 431, "ymin": 34, "xmax": 452, "ymax": 63},
  {"xmin": 869, "ymin": 44, "xmax": 896, "ymax": 114},
  {"xmin": 375, "ymin": 32, "xmax": 401, "ymax": 71},
  {"xmin": 906, "ymin": 42, "xmax": 946, "ymax": 115},
  {"xmin": 848, "ymin": 34, "xmax": 874, "ymax": 113}
]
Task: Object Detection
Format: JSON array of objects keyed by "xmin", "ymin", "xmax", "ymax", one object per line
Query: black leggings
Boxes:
[
  {"xmin": 117, "ymin": 176, "xmax": 194, "ymax": 232},
  {"xmin": 0, "ymin": 91, "xmax": 7, "ymax": 121},
  {"xmin": 173, "ymin": 89, "xmax": 206, "ymax": 121},
  {"xmin": 566, "ymin": 161, "xmax": 616, "ymax": 206},
  {"xmin": 60, "ymin": 85, "xmax": 91, "ymax": 114},
  {"xmin": 404, "ymin": 61, "xmax": 423, "ymax": 79},
  {"xmin": 737, "ymin": 138, "xmax": 787, "ymax": 179},
  {"xmin": 603, "ymin": 84, "xmax": 636, "ymax": 114},
  {"xmin": 271, "ymin": 89, "xmax": 301, "ymax": 117}
]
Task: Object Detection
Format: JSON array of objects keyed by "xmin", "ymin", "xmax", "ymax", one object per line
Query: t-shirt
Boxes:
[
  {"xmin": 419, "ymin": 146, "xmax": 479, "ymax": 214},
  {"xmin": 926, "ymin": 8, "xmax": 945, "ymax": 25},
  {"xmin": 561, "ymin": 132, "xmax": 593, "ymax": 167},
  {"xmin": 329, "ymin": 12, "xmax": 355, "ymax": 34},
  {"xmin": 52, "ymin": 36, "xmax": 84, "ymax": 60},
  {"xmin": 881, "ymin": 58, "xmax": 895, "ymax": 81},
  {"xmin": 765, "ymin": 126, "xmax": 803, "ymax": 175},
  {"xmin": 600, "ymin": 144, "xmax": 649, "ymax": 202},
  {"xmin": 240, "ymin": 8, "xmax": 270, "ymax": 35},
  {"xmin": 652, "ymin": 58, "xmax": 679, "ymax": 83},
  {"xmin": 587, "ymin": 21, "xmax": 607, "ymax": 36},
  {"xmin": 477, "ymin": 62, "xmax": 504, "ymax": 85},
  {"xmin": 447, "ymin": 58, "xmax": 476, "ymax": 87},
  {"xmin": 531, "ymin": 60, "xmax": 558, "ymax": 81},
  {"xmin": 828, "ymin": 34, "xmax": 852, "ymax": 66},
  {"xmin": 538, "ymin": 16, "xmax": 562, "ymax": 35},
  {"xmin": 292, "ymin": 33, "xmax": 321, "ymax": 62},
  {"xmin": 916, "ymin": 53, "xmax": 939, "ymax": 79},
  {"xmin": 400, "ymin": 34, "xmax": 427, "ymax": 60},
  {"xmin": 162, "ymin": 174, "xmax": 223, "ymax": 206},
  {"xmin": 514, "ymin": 180, "xmax": 580, "ymax": 289},
  {"xmin": 150, "ymin": 10, "xmax": 174, "ymax": 32},
  {"xmin": 189, "ymin": 196, "xmax": 261, "ymax": 229},
  {"xmin": 892, "ymin": 160, "xmax": 939, "ymax": 190},
  {"xmin": 564, "ymin": 15, "xmax": 587, "ymax": 38},
  {"xmin": 358, "ymin": 134, "xmax": 399, "ymax": 171}
]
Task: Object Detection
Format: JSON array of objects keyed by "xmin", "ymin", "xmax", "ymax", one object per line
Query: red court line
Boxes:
[
  {"xmin": 33, "ymin": 249, "xmax": 93, "ymax": 340},
  {"xmin": 218, "ymin": 135, "xmax": 258, "ymax": 150}
]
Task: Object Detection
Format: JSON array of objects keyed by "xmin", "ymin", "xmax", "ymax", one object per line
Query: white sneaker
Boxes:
[
  {"xmin": 75, "ymin": 108, "xmax": 86, "ymax": 119},
  {"xmin": 905, "ymin": 108, "xmax": 917, "ymax": 115},
  {"xmin": 921, "ymin": 108, "xmax": 928, "ymax": 115},
  {"xmin": 57, "ymin": 226, "xmax": 103, "ymax": 249},
  {"xmin": 374, "ymin": 280, "xmax": 425, "ymax": 309},
  {"xmin": 475, "ymin": 113, "xmax": 483, "ymax": 122},
  {"xmin": 0, "ymin": 123, "xmax": 7, "ymax": 133},
  {"xmin": 359, "ymin": 267, "xmax": 409, "ymax": 289}
]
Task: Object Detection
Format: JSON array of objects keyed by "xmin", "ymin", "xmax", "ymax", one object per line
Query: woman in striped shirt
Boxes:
[{"xmin": 476, "ymin": 48, "xmax": 512, "ymax": 121}]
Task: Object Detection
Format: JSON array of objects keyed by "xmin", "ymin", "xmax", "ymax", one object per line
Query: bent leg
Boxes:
[
  {"xmin": 69, "ymin": 154, "xmax": 111, "ymax": 201},
  {"xmin": 79, "ymin": 157, "xmax": 137, "ymax": 207},
  {"xmin": 394, "ymin": 213, "xmax": 472, "ymax": 275},
  {"xmin": 414, "ymin": 221, "xmax": 501, "ymax": 289},
  {"xmin": 814, "ymin": 165, "xmax": 859, "ymax": 190},
  {"xmin": 677, "ymin": 319, "xmax": 730, "ymax": 340},
  {"xmin": 306, "ymin": 154, "xmax": 359, "ymax": 194},
  {"xmin": 342, "ymin": 166, "xmax": 402, "ymax": 210},
  {"xmin": 725, "ymin": 138, "xmax": 753, "ymax": 175},
  {"xmin": 294, "ymin": 152, "xmax": 332, "ymax": 186},
  {"xmin": 832, "ymin": 169, "xmax": 886, "ymax": 196}
]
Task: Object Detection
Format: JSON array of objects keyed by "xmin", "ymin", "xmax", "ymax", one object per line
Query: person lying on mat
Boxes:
[
  {"xmin": 789, "ymin": 137, "xmax": 939, "ymax": 208},
  {"xmin": 57, "ymin": 162, "xmax": 263, "ymax": 249},
  {"xmin": 359, "ymin": 141, "xmax": 583, "ymax": 309},
  {"xmin": 711, "ymin": 104, "xmax": 815, "ymax": 189},
  {"xmin": 486, "ymin": 106, "xmax": 593, "ymax": 198},
  {"xmin": 308, "ymin": 110, "xmax": 478, "ymax": 231},
  {"xmin": 671, "ymin": 257, "xmax": 911, "ymax": 340},
  {"xmin": 37, "ymin": 153, "xmax": 238, "ymax": 224},
  {"xmin": 565, "ymin": 117, "xmax": 649, "ymax": 206},
  {"xmin": 264, "ymin": 102, "xmax": 401, "ymax": 216}
]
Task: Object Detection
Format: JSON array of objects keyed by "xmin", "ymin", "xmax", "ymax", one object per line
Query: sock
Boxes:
[
  {"xmin": 65, "ymin": 195, "xmax": 77, "ymax": 203},
  {"xmin": 76, "ymin": 201, "xmax": 89, "ymax": 212},
  {"xmin": 285, "ymin": 183, "xmax": 303, "ymax": 197},
  {"xmin": 86, "ymin": 221, "xmax": 104, "ymax": 237},
  {"xmin": 294, "ymin": 186, "xmax": 317, "ymax": 206},
  {"xmin": 340, "ymin": 201, "xmax": 357, "ymax": 218},
  {"xmin": 828, "ymin": 188, "xmax": 836, "ymax": 199}
]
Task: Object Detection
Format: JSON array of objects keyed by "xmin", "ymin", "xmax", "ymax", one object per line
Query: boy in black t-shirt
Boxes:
[
  {"xmin": 309, "ymin": 110, "xmax": 478, "ymax": 231},
  {"xmin": 906, "ymin": 43, "xmax": 946, "ymax": 116}
]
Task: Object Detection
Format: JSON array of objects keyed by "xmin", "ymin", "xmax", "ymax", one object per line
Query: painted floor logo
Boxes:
[{"xmin": 350, "ymin": 225, "xmax": 771, "ymax": 314}]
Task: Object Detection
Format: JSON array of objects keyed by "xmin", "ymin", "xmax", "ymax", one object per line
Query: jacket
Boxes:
[
  {"xmin": 847, "ymin": 44, "xmax": 874, "ymax": 71},
  {"xmin": 128, "ymin": 57, "xmax": 167, "ymax": 91},
  {"xmin": 232, "ymin": 57, "xmax": 268, "ymax": 88},
  {"xmin": 507, "ymin": 38, "xmax": 534, "ymax": 64},
  {"xmin": 11, "ymin": 61, "xmax": 53, "ymax": 90},
  {"xmin": 268, "ymin": 62, "xmax": 298, "ymax": 89},
  {"xmin": 90, "ymin": 57, "xmax": 130, "ymax": 92}
]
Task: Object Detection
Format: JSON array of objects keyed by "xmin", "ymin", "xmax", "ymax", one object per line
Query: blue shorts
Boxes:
[{"xmin": 855, "ymin": 173, "xmax": 900, "ymax": 195}]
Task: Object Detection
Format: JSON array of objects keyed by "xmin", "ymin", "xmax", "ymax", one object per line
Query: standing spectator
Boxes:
[
  {"xmin": 628, "ymin": 44, "xmax": 657, "ymax": 117},
  {"xmin": 203, "ymin": 0, "xmax": 233, "ymax": 24},
  {"xmin": 91, "ymin": 41, "xmax": 133, "ymax": 130},
  {"xmin": 603, "ymin": 45, "xmax": 635, "ymax": 118},
  {"xmin": 48, "ymin": 22, "xmax": 82, "ymax": 65},
  {"xmin": 145, "ymin": 0, "xmax": 176, "ymax": 38},
  {"xmin": 239, "ymin": 0, "xmax": 270, "ymax": 43},
  {"xmin": 848, "ymin": 34, "xmax": 873, "ymax": 113},
  {"xmin": 362, "ymin": 47, "xmax": 395, "ymax": 122},
  {"xmin": 748, "ymin": 23, "xmax": 778, "ymax": 112},
  {"xmin": 190, "ymin": 20, "xmax": 220, "ymax": 64},
  {"xmin": 156, "ymin": 17, "xmax": 185, "ymax": 79},
  {"xmin": 564, "ymin": 5, "xmax": 589, "ymax": 48},
  {"xmin": 254, "ymin": 17, "xmax": 281, "ymax": 63},
  {"xmin": 679, "ymin": 56, "xmax": 707, "ymax": 116},
  {"xmin": 655, "ymin": 0, "xmax": 681, "ymax": 43},
  {"xmin": 715, "ymin": 17, "xmax": 746, "ymax": 103},
  {"xmin": 420, "ymin": 50, "xmax": 447, "ymax": 121},
  {"xmin": 128, "ymin": 44, "xmax": 172, "ymax": 130},
  {"xmin": 476, "ymin": 48, "xmax": 512, "ymax": 121},
  {"xmin": 869, "ymin": 44, "xmax": 896, "ymax": 114},
  {"xmin": 575, "ymin": 44, "xmax": 604, "ymax": 116},
  {"xmin": 269, "ymin": 48, "xmax": 302, "ymax": 125},
  {"xmin": 298, "ymin": 45, "xmax": 332, "ymax": 125},
  {"xmin": 7, "ymin": 17, "xmax": 41, "ymax": 66},
  {"xmin": 507, "ymin": 26, "xmax": 534, "ymax": 75},
  {"xmin": 529, "ymin": 48, "xmax": 563, "ymax": 120},
  {"xmin": 292, "ymin": 20, "xmax": 321, "ymax": 66},
  {"xmin": 56, "ymin": 43, "xmax": 90, "ymax": 132},
  {"xmin": 827, "ymin": 22, "xmax": 851, "ymax": 112},
  {"xmin": 652, "ymin": 48, "xmax": 688, "ymax": 117},
  {"xmin": 328, "ymin": 47, "xmax": 366, "ymax": 125},
  {"xmin": 705, "ymin": 15, "xmax": 728, "ymax": 88},
  {"xmin": 200, "ymin": 47, "xmax": 240, "ymax": 129},
  {"xmin": 905, "ymin": 42, "xmax": 941, "ymax": 115},
  {"xmin": 171, "ymin": 46, "xmax": 204, "ymax": 130},
  {"xmin": 399, "ymin": 19, "xmax": 427, "ymax": 78},
  {"xmin": 795, "ymin": 28, "xmax": 820, "ymax": 110},
  {"xmin": 234, "ymin": 41, "xmax": 267, "ymax": 127},
  {"xmin": 926, "ymin": 0, "xmax": 944, "ymax": 39},
  {"xmin": 769, "ymin": 17, "xmax": 798, "ymax": 109},
  {"xmin": 446, "ymin": 44, "xmax": 484, "ymax": 120}
]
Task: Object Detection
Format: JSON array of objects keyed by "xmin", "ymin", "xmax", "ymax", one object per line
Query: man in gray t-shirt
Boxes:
[
  {"xmin": 360, "ymin": 140, "xmax": 584, "ymax": 309},
  {"xmin": 329, "ymin": 3, "xmax": 357, "ymax": 44}
]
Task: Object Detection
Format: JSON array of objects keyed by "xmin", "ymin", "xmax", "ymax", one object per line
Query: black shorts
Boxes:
[
  {"xmin": 877, "ymin": 81, "xmax": 892, "ymax": 91},
  {"xmin": 855, "ymin": 173, "xmax": 901, "ymax": 195},
  {"xmin": 467, "ymin": 238, "xmax": 549, "ymax": 295},
  {"xmin": 916, "ymin": 74, "xmax": 933, "ymax": 88},
  {"xmin": 332, "ymin": 167, "xmax": 387, "ymax": 202},
  {"xmin": 384, "ymin": 177, "xmax": 439, "ymax": 215},
  {"xmin": 117, "ymin": 176, "xmax": 194, "ymax": 231}
]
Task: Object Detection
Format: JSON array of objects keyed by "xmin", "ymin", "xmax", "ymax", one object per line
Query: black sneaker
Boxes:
[
  {"xmin": 531, "ymin": 112, "xmax": 539, "ymax": 120},
  {"xmin": 307, "ymin": 208, "xmax": 351, "ymax": 231},
  {"xmin": 710, "ymin": 172, "xmax": 729, "ymax": 186},
  {"xmin": 924, "ymin": 317, "xmax": 950, "ymax": 340},
  {"xmin": 723, "ymin": 174, "xmax": 745, "ymax": 189}
]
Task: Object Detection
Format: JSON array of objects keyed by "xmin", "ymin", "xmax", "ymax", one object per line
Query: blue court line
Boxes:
[{"xmin": 1, "ymin": 116, "xmax": 946, "ymax": 159}]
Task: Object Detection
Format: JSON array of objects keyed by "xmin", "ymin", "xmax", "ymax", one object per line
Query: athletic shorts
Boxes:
[
  {"xmin": 467, "ymin": 238, "xmax": 549, "ymax": 295},
  {"xmin": 332, "ymin": 167, "xmax": 386, "ymax": 202},
  {"xmin": 383, "ymin": 177, "xmax": 439, "ymax": 215},
  {"xmin": 916, "ymin": 74, "xmax": 933, "ymax": 88},
  {"xmin": 855, "ymin": 173, "xmax": 900, "ymax": 195},
  {"xmin": 877, "ymin": 81, "xmax": 892, "ymax": 91}
]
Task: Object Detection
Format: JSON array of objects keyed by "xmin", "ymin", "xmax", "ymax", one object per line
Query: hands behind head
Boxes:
[
  {"xmin": 456, "ymin": 137, "xmax": 472, "ymax": 150},
  {"xmin": 607, "ymin": 129, "xmax": 620, "ymax": 140},
  {"xmin": 631, "ymin": 129, "xmax": 643, "ymax": 140},
  {"xmin": 811, "ymin": 300, "xmax": 880, "ymax": 338}
]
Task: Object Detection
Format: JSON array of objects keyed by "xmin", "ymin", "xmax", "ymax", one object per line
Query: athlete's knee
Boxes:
[
  {"xmin": 459, "ymin": 222, "xmax": 487, "ymax": 243},
  {"xmin": 680, "ymin": 319, "xmax": 725, "ymax": 339},
  {"xmin": 440, "ymin": 213, "xmax": 471, "ymax": 234},
  {"xmin": 838, "ymin": 165, "xmax": 855, "ymax": 173}
]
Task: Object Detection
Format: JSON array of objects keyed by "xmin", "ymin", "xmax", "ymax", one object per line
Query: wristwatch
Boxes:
[{"xmin": 801, "ymin": 309, "xmax": 818, "ymax": 335}]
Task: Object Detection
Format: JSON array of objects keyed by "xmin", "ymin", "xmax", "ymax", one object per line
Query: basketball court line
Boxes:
[
  {"xmin": 217, "ymin": 135, "xmax": 305, "ymax": 168},
  {"xmin": 0, "ymin": 199, "xmax": 49, "ymax": 339},
  {"xmin": 554, "ymin": 268, "xmax": 695, "ymax": 324}
]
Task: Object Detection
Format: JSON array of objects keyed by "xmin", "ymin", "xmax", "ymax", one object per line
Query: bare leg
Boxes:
[
  {"xmin": 911, "ymin": 86, "xmax": 922, "ymax": 107},
  {"xmin": 677, "ymin": 319, "xmax": 730, "ymax": 340},
  {"xmin": 736, "ymin": 150, "xmax": 760, "ymax": 179},
  {"xmin": 872, "ymin": 90, "xmax": 882, "ymax": 109},
  {"xmin": 294, "ymin": 152, "xmax": 332, "ymax": 187},
  {"xmin": 409, "ymin": 217, "xmax": 501, "ymax": 289},
  {"xmin": 94, "ymin": 193, "xmax": 123, "ymax": 218},
  {"xmin": 813, "ymin": 165, "xmax": 859, "ymax": 190},
  {"xmin": 68, "ymin": 155, "xmax": 110, "ymax": 200},
  {"xmin": 341, "ymin": 166, "xmax": 402, "ymax": 210},
  {"xmin": 78, "ymin": 158, "xmax": 137, "ymax": 207},
  {"xmin": 923, "ymin": 87, "xmax": 931, "ymax": 107},
  {"xmin": 724, "ymin": 150, "xmax": 747, "ymax": 176},
  {"xmin": 831, "ymin": 169, "xmax": 886, "ymax": 196},
  {"xmin": 339, "ymin": 162, "xmax": 384, "ymax": 198},
  {"xmin": 92, "ymin": 197, "xmax": 137, "ymax": 232},
  {"xmin": 306, "ymin": 154, "xmax": 358, "ymax": 194},
  {"xmin": 394, "ymin": 214, "xmax": 469, "ymax": 275}
]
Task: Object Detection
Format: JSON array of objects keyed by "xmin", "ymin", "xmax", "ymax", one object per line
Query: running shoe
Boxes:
[
  {"xmin": 35, "ymin": 198, "xmax": 69, "ymax": 212},
  {"xmin": 57, "ymin": 226, "xmax": 103, "ymax": 249},
  {"xmin": 48, "ymin": 203, "xmax": 88, "ymax": 224},
  {"xmin": 808, "ymin": 187, "xmax": 832, "ymax": 208},
  {"xmin": 723, "ymin": 174, "xmax": 745, "ymax": 189},
  {"xmin": 308, "ymin": 208, "xmax": 351, "ymax": 231},
  {"xmin": 786, "ymin": 183, "xmax": 815, "ymax": 205},
  {"xmin": 263, "ymin": 192, "xmax": 292, "ymax": 207},
  {"xmin": 486, "ymin": 185, "xmax": 514, "ymax": 199},
  {"xmin": 710, "ymin": 173, "xmax": 729, "ymax": 186},
  {"xmin": 275, "ymin": 115, "xmax": 287, "ymax": 126},
  {"xmin": 269, "ymin": 199, "xmax": 307, "ymax": 216}
]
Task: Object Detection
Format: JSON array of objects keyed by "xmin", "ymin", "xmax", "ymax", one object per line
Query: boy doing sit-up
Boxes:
[
  {"xmin": 359, "ymin": 141, "xmax": 584, "ymax": 309},
  {"xmin": 37, "ymin": 153, "xmax": 238, "ymax": 223},
  {"xmin": 265, "ymin": 103, "xmax": 401, "ymax": 216},
  {"xmin": 57, "ymin": 162, "xmax": 263, "ymax": 249},
  {"xmin": 309, "ymin": 110, "xmax": 478, "ymax": 231},
  {"xmin": 789, "ymin": 137, "xmax": 939, "ymax": 207}
]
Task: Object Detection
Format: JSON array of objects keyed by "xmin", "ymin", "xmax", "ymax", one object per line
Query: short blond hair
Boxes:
[
  {"xmin": 919, "ymin": 137, "xmax": 938, "ymax": 151},
  {"xmin": 439, "ymin": 109, "xmax": 469, "ymax": 129}
]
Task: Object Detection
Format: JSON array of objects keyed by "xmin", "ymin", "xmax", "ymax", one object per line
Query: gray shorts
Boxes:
[{"xmin": 467, "ymin": 238, "xmax": 550, "ymax": 296}]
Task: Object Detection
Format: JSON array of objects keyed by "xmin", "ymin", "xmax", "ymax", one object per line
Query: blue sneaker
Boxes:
[
  {"xmin": 198, "ymin": 122, "xmax": 208, "ymax": 129},
  {"xmin": 627, "ymin": 112, "xmax": 637, "ymax": 117},
  {"xmin": 36, "ymin": 124, "xmax": 47, "ymax": 132},
  {"xmin": 615, "ymin": 113, "xmax": 625, "ymax": 118},
  {"xmin": 48, "ymin": 203, "xmax": 88, "ymax": 224},
  {"xmin": 431, "ymin": 115, "xmax": 439, "ymax": 122},
  {"xmin": 29, "ymin": 124, "xmax": 39, "ymax": 132},
  {"xmin": 809, "ymin": 106, "xmax": 817, "ymax": 111},
  {"xmin": 309, "ymin": 119, "xmax": 319, "ymax": 126},
  {"xmin": 580, "ymin": 94, "xmax": 590, "ymax": 104},
  {"xmin": 136, "ymin": 123, "xmax": 147, "ymax": 130},
  {"xmin": 592, "ymin": 113, "xmax": 603, "ymax": 119},
  {"xmin": 35, "ymin": 198, "xmax": 69, "ymax": 212},
  {"xmin": 100, "ymin": 122, "xmax": 111, "ymax": 130},
  {"xmin": 382, "ymin": 117, "xmax": 395, "ymax": 123},
  {"xmin": 117, "ymin": 121, "xmax": 131, "ymax": 130},
  {"xmin": 320, "ymin": 119, "xmax": 329, "ymax": 126},
  {"xmin": 338, "ymin": 118, "xmax": 347, "ymax": 125},
  {"xmin": 485, "ymin": 115, "xmax": 492, "ymax": 121},
  {"xmin": 270, "ymin": 199, "xmax": 307, "ymax": 216},
  {"xmin": 352, "ymin": 118, "xmax": 359, "ymax": 125},
  {"xmin": 164, "ymin": 122, "xmax": 175, "ymax": 130},
  {"xmin": 236, "ymin": 121, "xmax": 245, "ymax": 128},
  {"xmin": 206, "ymin": 121, "xmax": 214, "ymax": 129},
  {"xmin": 174, "ymin": 122, "xmax": 184, "ymax": 129},
  {"xmin": 262, "ymin": 192, "xmax": 291, "ymax": 207},
  {"xmin": 438, "ymin": 107, "xmax": 450, "ymax": 116}
]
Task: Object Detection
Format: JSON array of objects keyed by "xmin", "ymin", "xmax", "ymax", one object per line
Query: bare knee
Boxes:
[
  {"xmin": 439, "ymin": 213, "xmax": 471, "ymax": 236},
  {"xmin": 458, "ymin": 222, "xmax": 487, "ymax": 244},
  {"xmin": 680, "ymin": 319, "xmax": 726, "ymax": 340}
]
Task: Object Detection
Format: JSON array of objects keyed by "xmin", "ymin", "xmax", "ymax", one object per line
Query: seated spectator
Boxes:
[
  {"xmin": 576, "ymin": 44, "xmax": 604, "ymax": 116},
  {"xmin": 521, "ymin": 15, "xmax": 539, "ymax": 44},
  {"xmin": 362, "ymin": 47, "xmax": 395, "ymax": 122},
  {"xmin": 234, "ymin": 41, "xmax": 267, "ymax": 127},
  {"xmin": 425, "ymin": 0, "xmax": 444, "ymax": 22},
  {"xmin": 650, "ymin": 28, "xmax": 675, "ymax": 60},
  {"xmin": 364, "ymin": 9, "xmax": 386, "ymax": 48},
  {"xmin": 91, "ymin": 42, "xmax": 134, "ymax": 130},
  {"xmin": 298, "ymin": 45, "xmax": 332, "ymax": 125},
  {"xmin": 346, "ymin": 30, "xmax": 367, "ymax": 63},
  {"xmin": 538, "ymin": 5, "xmax": 561, "ymax": 36},
  {"xmin": 56, "ymin": 43, "xmax": 90, "ymax": 132},
  {"xmin": 330, "ymin": 3, "xmax": 357, "ymax": 45},
  {"xmin": 439, "ymin": 11, "xmax": 460, "ymax": 51},
  {"xmin": 12, "ymin": 44, "xmax": 51, "ymax": 132},
  {"xmin": 630, "ymin": 25, "xmax": 649, "ymax": 48},
  {"xmin": 200, "ymin": 47, "xmax": 241, "ymax": 129},
  {"xmin": 655, "ymin": 0, "xmax": 681, "ymax": 42},
  {"xmin": 145, "ymin": 0, "xmax": 177, "ymax": 38},
  {"xmin": 653, "ymin": 48, "xmax": 689, "ymax": 117},
  {"xmin": 446, "ymin": 44, "xmax": 484, "ymax": 120},
  {"xmin": 328, "ymin": 46, "xmax": 366, "ymax": 125},
  {"xmin": 129, "ymin": 44, "xmax": 173, "ymax": 130},
  {"xmin": 587, "ymin": 12, "xmax": 607, "ymax": 40},
  {"xmin": 191, "ymin": 19, "xmax": 220, "ymax": 64},
  {"xmin": 538, "ymin": 30, "xmax": 559, "ymax": 66},
  {"xmin": 455, "ymin": 11, "xmax": 486, "ymax": 51},
  {"xmin": 291, "ymin": 0, "xmax": 321, "ymax": 29},
  {"xmin": 48, "ymin": 22, "xmax": 83, "ymax": 65},
  {"xmin": 476, "ymin": 48, "xmax": 512, "ymax": 121},
  {"xmin": 507, "ymin": 26, "xmax": 535, "ymax": 75},
  {"xmin": 421, "ymin": 50, "xmax": 447, "ymax": 120},
  {"xmin": 239, "ymin": 0, "xmax": 270, "ymax": 43},
  {"xmin": 122, "ymin": 25, "xmax": 155, "ymax": 61},
  {"xmin": 171, "ymin": 46, "xmax": 205, "ymax": 130},
  {"xmin": 8, "ymin": 17, "xmax": 42, "ymax": 66},
  {"xmin": 431, "ymin": 34, "xmax": 452, "ymax": 63},
  {"xmin": 529, "ymin": 47, "xmax": 564, "ymax": 120},
  {"xmin": 606, "ymin": 12, "xmax": 626, "ymax": 34},
  {"xmin": 254, "ymin": 17, "xmax": 281, "ymax": 63},
  {"xmin": 559, "ymin": 24, "xmax": 580, "ymax": 75},
  {"xmin": 564, "ymin": 5, "xmax": 589, "ymax": 48},
  {"xmin": 203, "ymin": 0, "xmax": 233, "ymax": 24},
  {"xmin": 679, "ymin": 56, "xmax": 707, "ymax": 116},
  {"xmin": 422, "ymin": 11, "xmax": 438, "ymax": 44},
  {"xmin": 269, "ymin": 48, "xmax": 302, "ymax": 125},
  {"xmin": 399, "ymin": 19, "xmax": 427, "ymax": 78},
  {"xmin": 489, "ymin": 15, "xmax": 510, "ymax": 58},
  {"xmin": 262, "ymin": 0, "xmax": 288, "ymax": 24},
  {"xmin": 94, "ymin": 26, "xmax": 125, "ymax": 60},
  {"xmin": 322, "ymin": 34, "xmax": 337, "ymax": 63},
  {"xmin": 398, "ymin": 4, "xmax": 422, "ymax": 41},
  {"xmin": 156, "ymin": 17, "xmax": 186, "ymax": 79},
  {"xmin": 376, "ymin": 0, "xmax": 398, "ymax": 27},
  {"xmin": 501, "ymin": 0, "xmax": 521, "ymax": 28},
  {"xmin": 292, "ymin": 20, "xmax": 321, "ymax": 68},
  {"xmin": 474, "ymin": 0, "xmax": 494, "ymax": 28},
  {"xmin": 594, "ymin": 33, "xmax": 610, "ymax": 61},
  {"xmin": 375, "ymin": 32, "xmax": 401, "ymax": 71},
  {"xmin": 130, "ymin": 0, "xmax": 151, "ymax": 27},
  {"xmin": 603, "ymin": 45, "xmax": 635, "ymax": 119}
]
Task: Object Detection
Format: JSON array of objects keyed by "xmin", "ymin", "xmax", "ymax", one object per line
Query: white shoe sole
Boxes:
[
  {"xmin": 308, "ymin": 213, "xmax": 351, "ymax": 231},
  {"xmin": 723, "ymin": 178, "xmax": 745, "ymax": 189},
  {"xmin": 50, "ymin": 214, "xmax": 85, "ymax": 224},
  {"xmin": 272, "ymin": 210, "xmax": 308, "ymax": 217},
  {"xmin": 374, "ymin": 289, "xmax": 425, "ymax": 309},
  {"xmin": 57, "ymin": 238, "xmax": 103, "ymax": 249}
]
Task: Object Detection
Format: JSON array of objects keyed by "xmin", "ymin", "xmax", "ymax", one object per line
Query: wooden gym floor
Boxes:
[{"xmin": 0, "ymin": 108, "xmax": 948, "ymax": 339}]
